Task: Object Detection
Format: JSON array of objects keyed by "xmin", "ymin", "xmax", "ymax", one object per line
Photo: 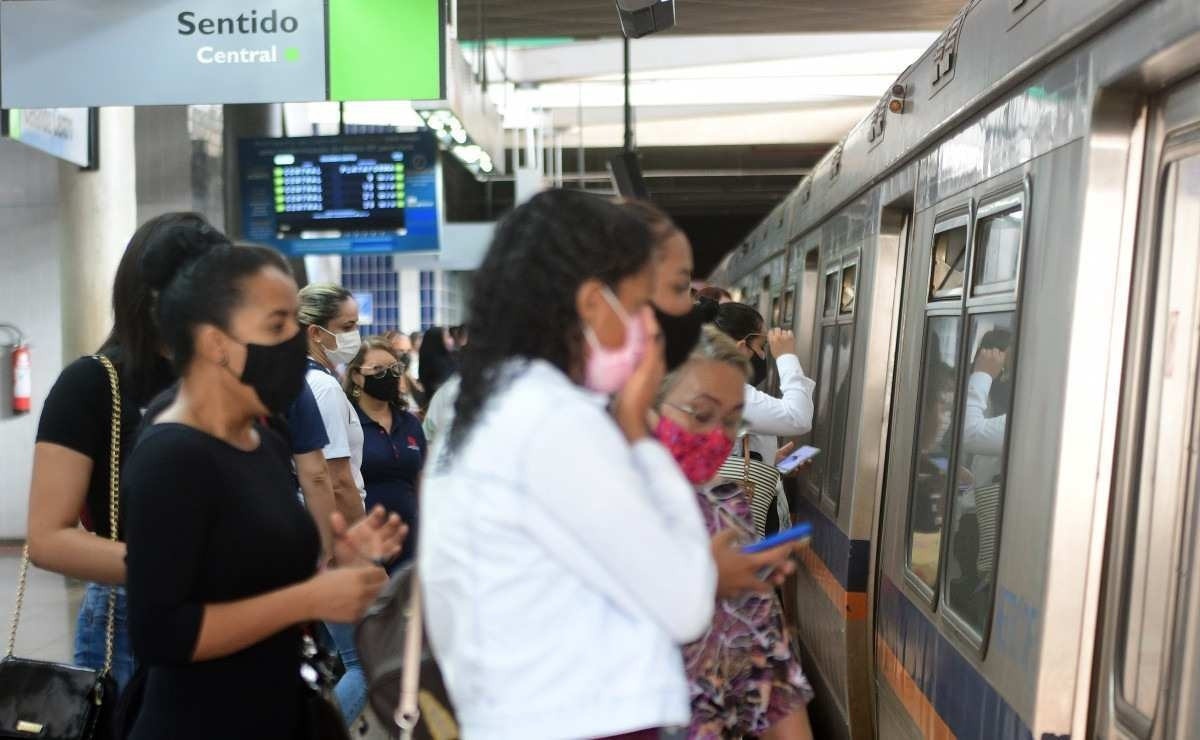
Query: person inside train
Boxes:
[
  {"xmin": 344, "ymin": 337, "xmax": 426, "ymax": 567},
  {"xmin": 419, "ymin": 189, "xmax": 719, "ymax": 739},
  {"xmin": 121, "ymin": 241, "xmax": 404, "ymax": 739},
  {"xmin": 655, "ymin": 325, "xmax": 815, "ymax": 740},
  {"xmin": 26, "ymin": 213, "xmax": 221, "ymax": 691},
  {"xmin": 295, "ymin": 282, "xmax": 372, "ymax": 726},
  {"xmin": 713, "ymin": 302, "xmax": 815, "ymax": 464}
]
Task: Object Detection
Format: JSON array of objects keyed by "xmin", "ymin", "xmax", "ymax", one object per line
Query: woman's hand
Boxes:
[
  {"xmin": 774, "ymin": 441, "xmax": 812, "ymax": 478},
  {"xmin": 306, "ymin": 566, "xmax": 389, "ymax": 623},
  {"xmin": 711, "ymin": 529, "xmax": 797, "ymax": 598},
  {"xmin": 767, "ymin": 328, "xmax": 797, "ymax": 358},
  {"xmin": 331, "ymin": 505, "xmax": 408, "ymax": 568},
  {"xmin": 613, "ymin": 309, "xmax": 665, "ymax": 443}
]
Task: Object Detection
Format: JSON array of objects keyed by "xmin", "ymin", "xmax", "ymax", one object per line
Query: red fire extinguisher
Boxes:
[{"xmin": 2, "ymin": 324, "xmax": 30, "ymax": 415}]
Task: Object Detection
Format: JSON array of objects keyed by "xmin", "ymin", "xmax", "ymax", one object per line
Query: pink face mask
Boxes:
[
  {"xmin": 583, "ymin": 287, "xmax": 645, "ymax": 395},
  {"xmin": 654, "ymin": 415, "xmax": 736, "ymax": 485}
]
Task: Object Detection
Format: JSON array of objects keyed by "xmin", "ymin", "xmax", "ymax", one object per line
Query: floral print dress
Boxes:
[{"xmin": 683, "ymin": 482, "xmax": 813, "ymax": 739}]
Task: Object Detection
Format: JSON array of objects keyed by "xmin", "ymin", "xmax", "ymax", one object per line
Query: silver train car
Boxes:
[{"xmin": 708, "ymin": 0, "xmax": 1200, "ymax": 737}]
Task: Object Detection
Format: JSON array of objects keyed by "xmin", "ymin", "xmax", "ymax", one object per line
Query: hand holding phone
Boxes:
[
  {"xmin": 776, "ymin": 446, "xmax": 820, "ymax": 474},
  {"xmin": 742, "ymin": 521, "xmax": 812, "ymax": 554}
]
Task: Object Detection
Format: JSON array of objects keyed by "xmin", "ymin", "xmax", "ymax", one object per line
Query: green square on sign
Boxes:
[
  {"xmin": 284, "ymin": 47, "xmax": 301, "ymax": 62},
  {"xmin": 328, "ymin": 0, "xmax": 443, "ymax": 101}
]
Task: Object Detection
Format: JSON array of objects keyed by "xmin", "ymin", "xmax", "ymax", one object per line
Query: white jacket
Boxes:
[
  {"xmin": 419, "ymin": 360, "xmax": 716, "ymax": 739},
  {"xmin": 743, "ymin": 353, "xmax": 816, "ymax": 463}
]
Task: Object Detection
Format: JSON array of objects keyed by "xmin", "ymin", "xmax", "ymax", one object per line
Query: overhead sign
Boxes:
[
  {"xmin": 0, "ymin": 0, "xmax": 445, "ymax": 108},
  {"xmin": 3, "ymin": 108, "xmax": 96, "ymax": 168}
]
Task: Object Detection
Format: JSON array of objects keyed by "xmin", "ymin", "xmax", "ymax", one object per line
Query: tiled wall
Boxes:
[{"xmin": 341, "ymin": 254, "xmax": 401, "ymax": 336}]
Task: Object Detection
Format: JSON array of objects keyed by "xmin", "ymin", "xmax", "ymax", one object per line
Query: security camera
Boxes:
[{"xmin": 615, "ymin": 0, "xmax": 676, "ymax": 38}]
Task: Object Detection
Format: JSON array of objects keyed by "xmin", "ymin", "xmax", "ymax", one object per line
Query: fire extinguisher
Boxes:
[{"xmin": 2, "ymin": 324, "xmax": 29, "ymax": 415}]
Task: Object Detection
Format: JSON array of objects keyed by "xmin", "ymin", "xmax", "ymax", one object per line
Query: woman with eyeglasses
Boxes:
[
  {"xmin": 712, "ymin": 302, "xmax": 815, "ymax": 464},
  {"xmin": 344, "ymin": 337, "xmax": 427, "ymax": 566},
  {"xmin": 653, "ymin": 326, "xmax": 814, "ymax": 740}
]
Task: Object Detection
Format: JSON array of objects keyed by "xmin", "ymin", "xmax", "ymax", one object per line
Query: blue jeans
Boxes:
[
  {"xmin": 324, "ymin": 621, "xmax": 367, "ymax": 725},
  {"xmin": 74, "ymin": 582, "xmax": 135, "ymax": 692}
]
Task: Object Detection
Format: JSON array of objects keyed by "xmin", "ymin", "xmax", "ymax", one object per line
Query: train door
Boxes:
[{"xmin": 1093, "ymin": 74, "xmax": 1200, "ymax": 739}]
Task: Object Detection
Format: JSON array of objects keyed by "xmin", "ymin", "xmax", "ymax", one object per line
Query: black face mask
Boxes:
[
  {"xmin": 362, "ymin": 372, "xmax": 402, "ymax": 404},
  {"xmin": 654, "ymin": 303, "xmax": 705, "ymax": 371},
  {"xmin": 750, "ymin": 351, "xmax": 769, "ymax": 387},
  {"xmin": 238, "ymin": 328, "xmax": 309, "ymax": 415}
]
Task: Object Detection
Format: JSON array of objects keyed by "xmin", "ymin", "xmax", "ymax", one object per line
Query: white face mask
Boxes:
[{"xmin": 319, "ymin": 326, "xmax": 362, "ymax": 365}]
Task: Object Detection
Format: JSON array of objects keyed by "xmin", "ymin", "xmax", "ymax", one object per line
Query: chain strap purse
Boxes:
[{"xmin": 0, "ymin": 355, "xmax": 122, "ymax": 740}]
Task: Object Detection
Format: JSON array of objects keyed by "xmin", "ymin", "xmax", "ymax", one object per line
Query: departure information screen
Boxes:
[{"xmin": 239, "ymin": 132, "xmax": 440, "ymax": 255}]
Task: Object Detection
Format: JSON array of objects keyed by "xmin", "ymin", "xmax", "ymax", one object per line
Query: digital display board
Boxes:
[{"xmin": 239, "ymin": 132, "xmax": 441, "ymax": 255}]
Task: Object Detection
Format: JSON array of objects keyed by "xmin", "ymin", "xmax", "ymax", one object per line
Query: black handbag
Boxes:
[
  {"xmin": 298, "ymin": 631, "xmax": 352, "ymax": 740},
  {"xmin": 0, "ymin": 355, "xmax": 123, "ymax": 740},
  {"xmin": 356, "ymin": 566, "xmax": 458, "ymax": 740}
]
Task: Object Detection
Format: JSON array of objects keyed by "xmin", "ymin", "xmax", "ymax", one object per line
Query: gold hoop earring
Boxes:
[{"xmin": 352, "ymin": 385, "xmax": 362, "ymax": 399}]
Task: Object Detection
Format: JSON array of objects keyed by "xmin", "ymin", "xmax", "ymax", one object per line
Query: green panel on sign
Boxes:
[
  {"xmin": 9, "ymin": 110, "xmax": 20, "ymax": 139},
  {"xmin": 328, "ymin": 0, "xmax": 443, "ymax": 102}
]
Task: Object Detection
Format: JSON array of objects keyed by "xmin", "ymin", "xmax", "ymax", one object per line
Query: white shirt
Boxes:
[
  {"xmin": 422, "ymin": 374, "xmax": 460, "ymax": 450},
  {"xmin": 305, "ymin": 366, "xmax": 366, "ymax": 501},
  {"xmin": 743, "ymin": 353, "xmax": 816, "ymax": 463},
  {"xmin": 419, "ymin": 360, "xmax": 715, "ymax": 740}
]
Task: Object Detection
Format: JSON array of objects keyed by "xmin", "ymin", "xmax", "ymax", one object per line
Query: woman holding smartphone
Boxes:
[{"xmin": 653, "ymin": 326, "xmax": 814, "ymax": 740}]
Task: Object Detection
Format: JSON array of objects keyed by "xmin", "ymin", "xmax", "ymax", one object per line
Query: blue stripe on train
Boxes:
[
  {"xmin": 876, "ymin": 576, "xmax": 1052, "ymax": 740},
  {"xmin": 793, "ymin": 495, "xmax": 871, "ymax": 592}
]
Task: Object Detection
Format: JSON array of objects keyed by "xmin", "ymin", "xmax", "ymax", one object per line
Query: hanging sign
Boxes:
[{"xmin": 0, "ymin": 0, "xmax": 445, "ymax": 108}]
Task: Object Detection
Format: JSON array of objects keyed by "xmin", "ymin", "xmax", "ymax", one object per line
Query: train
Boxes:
[{"xmin": 706, "ymin": 0, "xmax": 1200, "ymax": 737}]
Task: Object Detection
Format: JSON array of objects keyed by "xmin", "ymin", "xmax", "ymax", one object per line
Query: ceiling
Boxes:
[{"xmin": 457, "ymin": 0, "xmax": 964, "ymax": 40}]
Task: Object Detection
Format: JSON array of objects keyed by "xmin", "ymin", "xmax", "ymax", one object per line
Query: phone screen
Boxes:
[{"xmin": 777, "ymin": 445, "xmax": 820, "ymax": 473}]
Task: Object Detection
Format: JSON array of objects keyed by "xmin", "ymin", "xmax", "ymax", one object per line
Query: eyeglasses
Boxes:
[
  {"xmin": 664, "ymin": 401, "xmax": 748, "ymax": 437},
  {"xmin": 361, "ymin": 364, "xmax": 403, "ymax": 380}
]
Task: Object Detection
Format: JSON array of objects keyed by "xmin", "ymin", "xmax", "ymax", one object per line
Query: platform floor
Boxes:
[{"xmin": 0, "ymin": 545, "xmax": 394, "ymax": 739}]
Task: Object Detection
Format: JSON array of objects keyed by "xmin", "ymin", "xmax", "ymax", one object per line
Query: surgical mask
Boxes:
[
  {"xmin": 750, "ymin": 351, "xmax": 769, "ymax": 387},
  {"xmin": 318, "ymin": 326, "xmax": 362, "ymax": 365},
  {"xmin": 583, "ymin": 287, "xmax": 645, "ymax": 395},
  {"xmin": 654, "ymin": 303, "xmax": 705, "ymax": 372},
  {"xmin": 234, "ymin": 328, "xmax": 309, "ymax": 415},
  {"xmin": 654, "ymin": 415, "xmax": 735, "ymax": 485}
]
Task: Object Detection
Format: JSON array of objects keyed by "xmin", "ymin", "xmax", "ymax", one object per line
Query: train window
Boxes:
[
  {"xmin": 906, "ymin": 314, "xmax": 963, "ymax": 594},
  {"xmin": 930, "ymin": 225, "xmax": 968, "ymax": 300},
  {"xmin": 809, "ymin": 326, "xmax": 838, "ymax": 499},
  {"xmin": 840, "ymin": 265, "xmax": 857, "ymax": 314},
  {"xmin": 823, "ymin": 272, "xmax": 839, "ymax": 317},
  {"xmin": 1117, "ymin": 154, "xmax": 1200, "ymax": 724},
  {"xmin": 973, "ymin": 201, "xmax": 1023, "ymax": 294},
  {"xmin": 823, "ymin": 323, "xmax": 855, "ymax": 508},
  {"xmin": 941, "ymin": 311, "xmax": 1016, "ymax": 637},
  {"xmin": 772, "ymin": 296, "xmax": 782, "ymax": 326},
  {"xmin": 783, "ymin": 288, "xmax": 795, "ymax": 324}
]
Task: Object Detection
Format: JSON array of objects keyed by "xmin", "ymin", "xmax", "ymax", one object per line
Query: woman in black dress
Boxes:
[{"xmin": 123, "ymin": 241, "xmax": 405, "ymax": 740}]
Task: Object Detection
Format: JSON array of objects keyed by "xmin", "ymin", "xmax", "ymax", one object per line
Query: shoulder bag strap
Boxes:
[
  {"xmin": 5, "ymin": 356, "xmax": 120, "ymax": 674},
  {"xmin": 395, "ymin": 573, "xmax": 424, "ymax": 740},
  {"xmin": 93, "ymin": 354, "xmax": 122, "ymax": 676}
]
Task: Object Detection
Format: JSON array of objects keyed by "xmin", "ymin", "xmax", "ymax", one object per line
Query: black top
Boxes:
[
  {"xmin": 124, "ymin": 423, "xmax": 320, "ymax": 740},
  {"xmin": 35, "ymin": 350, "xmax": 173, "ymax": 539}
]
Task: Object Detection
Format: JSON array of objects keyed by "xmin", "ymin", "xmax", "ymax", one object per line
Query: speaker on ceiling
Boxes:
[
  {"xmin": 608, "ymin": 151, "xmax": 650, "ymax": 199},
  {"xmin": 615, "ymin": 0, "xmax": 676, "ymax": 39}
]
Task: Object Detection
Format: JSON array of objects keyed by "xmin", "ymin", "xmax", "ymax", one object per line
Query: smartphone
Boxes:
[
  {"xmin": 742, "ymin": 521, "xmax": 813, "ymax": 554},
  {"xmin": 776, "ymin": 446, "xmax": 820, "ymax": 474}
]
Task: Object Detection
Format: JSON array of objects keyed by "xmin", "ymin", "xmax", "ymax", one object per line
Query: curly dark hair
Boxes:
[{"xmin": 446, "ymin": 189, "xmax": 655, "ymax": 455}]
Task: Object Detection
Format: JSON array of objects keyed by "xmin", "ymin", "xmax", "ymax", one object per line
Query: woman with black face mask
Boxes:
[
  {"xmin": 344, "ymin": 337, "xmax": 427, "ymax": 567},
  {"xmin": 122, "ymin": 243, "xmax": 405, "ymax": 740},
  {"xmin": 713, "ymin": 302, "xmax": 816, "ymax": 465},
  {"xmin": 621, "ymin": 199, "xmax": 716, "ymax": 370}
]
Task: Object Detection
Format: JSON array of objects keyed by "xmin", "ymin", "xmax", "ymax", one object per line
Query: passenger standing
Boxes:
[
  {"xmin": 417, "ymin": 326, "xmax": 457, "ymax": 404},
  {"xmin": 420, "ymin": 189, "xmax": 716, "ymax": 739},
  {"xmin": 344, "ymin": 338, "xmax": 427, "ymax": 565},
  {"xmin": 295, "ymin": 282, "xmax": 370, "ymax": 726},
  {"xmin": 26, "ymin": 213, "xmax": 225, "ymax": 690},
  {"xmin": 123, "ymin": 242, "xmax": 402, "ymax": 740},
  {"xmin": 385, "ymin": 330, "xmax": 426, "ymax": 410},
  {"xmin": 653, "ymin": 327, "xmax": 815, "ymax": 740},
  {"xmin": 713, "ymin": 302, "xmax": 815, "ymax": 464}
]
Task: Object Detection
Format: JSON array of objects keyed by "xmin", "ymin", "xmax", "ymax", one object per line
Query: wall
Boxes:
[{"xmin": 0, "ymin": 138, "xmax": 66, "ymax": 539}]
